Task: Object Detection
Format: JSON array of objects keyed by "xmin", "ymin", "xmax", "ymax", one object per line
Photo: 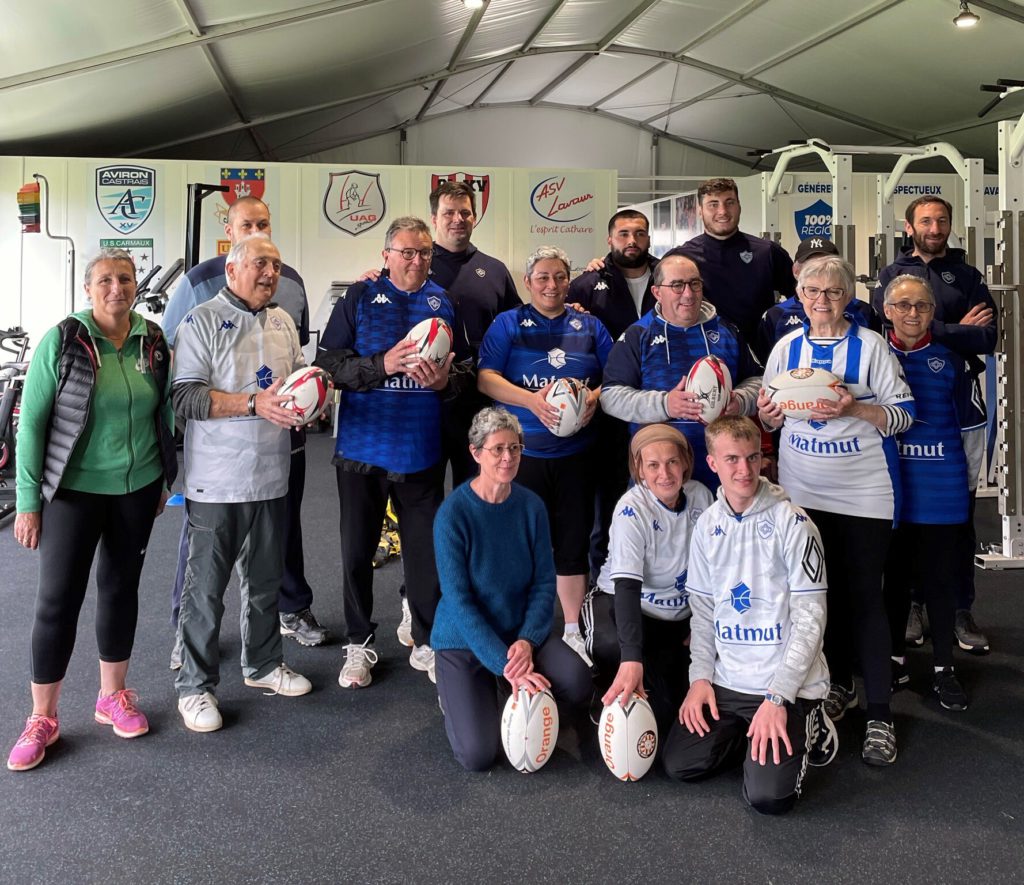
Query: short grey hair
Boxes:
[
  {"xmin": 883, "ymin": 273, "xmax": 934, "ymax": 304},
  {"xmin": 525, "ymin": 246, "xmax": 570, "ymax": 278},
  {"xmin": 226, "ymin": 233, "xmax": 274, "ymax": 267},
  {"xmin": 653, "ymin": 253, "xmax": 700, "ymax": 286},
  {"xmin": 384, "ymin": 216, "xmax": 432, "ymax": 249},
  {"xmin": 468, "ymin": 407, "xmax": 523, "ymax": 450},
  {"xmin": 797, "ymin": 254, "xmax": 855, "ymax": 296},
  {"xmin": 83, "ymin": 248, "xmax": 135, "ymax": 285}
]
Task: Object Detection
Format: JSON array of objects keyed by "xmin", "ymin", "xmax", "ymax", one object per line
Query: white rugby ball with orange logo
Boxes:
[
  {"xmin": 501, "ymin": 687, "xmax": 559, "ymax": 773},
  {"xmin": 767, "ymin": 368, "xmax": 844, "ymax": 420}
]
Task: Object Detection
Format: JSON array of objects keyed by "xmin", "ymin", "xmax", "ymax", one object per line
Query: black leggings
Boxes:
[
  {"xmin": 30, "ymin": 480, "xmax": 163, "ymax": 684},
  {"xmin": 805, "ymin": 508, "xmax": 892, "ymax": 709}
]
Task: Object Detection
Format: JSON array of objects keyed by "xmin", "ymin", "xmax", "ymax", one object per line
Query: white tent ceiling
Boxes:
[{"xmin": 3, "ymin": 0, "xmax": 1023, "ymax": 171}]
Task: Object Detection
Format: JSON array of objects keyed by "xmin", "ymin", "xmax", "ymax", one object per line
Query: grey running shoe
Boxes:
[
  {"xmin": 823, "ymin": 682, "xmax": 858, "ymax": 722},
  {"xmin": 862, "ymin": 720, "xmax": 897, "ymax": 766},
  {"xmin": 905, "ymin": 602, "xmax": 927, "ymax": 647},
  {"xmin": 339, "ymin": 639, "xmax": 378, "ymax": 689},
  {"xmin": 954, "ymin": 609, "xmax": 990, "ymax": 655},
  {"xmin": 280, "ymin": 608, "xmax": 329, "ymax": 647},
  {"xmin": 562, "ymin": 630, "xmax": 593, "ymax": 668},
  {"xmin": 806, "ymin": 704, "xmax": 839, "ymax": 767},
  {"xmin": 933, "ymin": 668, "xmax": 968, "ymax": 711},
  {"xmin": 396, "ymin": 597, "xmax": 414, "ymax": 648}
]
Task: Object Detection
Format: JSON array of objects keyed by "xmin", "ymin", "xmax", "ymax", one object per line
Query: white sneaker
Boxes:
[
  {"xmin": 409, "ymin": 644, "xmax": 436, "ymax": 684},
  {"xmin": 562, "ymin": 630, "xmax": 593, "ymax": 668},
  {"xmin": 178, "ymin": 692, "xmax": 222, "ymax": 733},
  {"xmin": 339, "ymin": 639, "xmax": 379, "ymax": 688},
  {"xmin": 396, "ymin": 597, "xmax": 414, "ymax": 648},
  {"xmin": 244, "ymin": 663, "xmax": 312, "ymax": 697}
]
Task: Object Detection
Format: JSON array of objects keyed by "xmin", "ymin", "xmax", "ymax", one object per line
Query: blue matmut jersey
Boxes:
[
  {"xmin": 321, "ymin": 276, "xmax": 455, "ymax": 474},
  {"xmin": 891, "ymin": 339, "xmax": 985, "ymax": 525},
  {"xmin": 478, "ymin": 304, "xmax": 613, "ymax": 457}
]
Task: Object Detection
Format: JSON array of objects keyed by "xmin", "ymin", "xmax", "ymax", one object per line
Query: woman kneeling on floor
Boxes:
[{"xmin": 430, "ymin": 407, "xmax": 592, "ymax": 771}]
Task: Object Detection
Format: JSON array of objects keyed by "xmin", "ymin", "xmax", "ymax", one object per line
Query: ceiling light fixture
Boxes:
[
  {"xmin": 463, "ymin": 0, "xmax": 485, "ymax": 9},
  {"xmin": 953, "ymin": 1, "xmax": 980, "ymax": 28}
]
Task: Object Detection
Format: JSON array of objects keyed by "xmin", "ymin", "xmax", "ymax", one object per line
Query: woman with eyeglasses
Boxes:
[
  {"xmin": 881, "ymin": 275, "xmax": 983, "ymax": 713},
  {"xmin": 430, "ymin": 407, "xmax": 592, "ymax": 771},
  {"xmin": 757, "ymin": 255, "xmax": 915, "ymax": 767},
  {"xmin": 477, "ymin": 246, "xmax": 614, "ymax": 667}
]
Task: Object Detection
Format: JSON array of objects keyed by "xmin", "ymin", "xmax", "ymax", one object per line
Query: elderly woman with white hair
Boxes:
[
  {"xmin": 478, "ymin": 246, "xmax": 614, "ymax": 667},
  {"xmin": 758, "ymin": 254, "xmax": 915, "ymax": 767},
  {"xmin": 430, "ymin": 407, "xmax": 592, "ymax": 771}
]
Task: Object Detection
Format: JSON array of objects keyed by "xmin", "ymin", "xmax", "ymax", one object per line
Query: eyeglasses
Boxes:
[
  {"xmin": 480, "ymin": 443, "xmax": 523, "ymax": 458},
  {"xmin": 887, "ymin": 301, "xmax": 935, "ymax": 315},
  {"xmin": 387, "ymin": 247, "xmax": 433, "ymax": 261},
  {"xmin": 657, "ymin": 279, "xmax": 704, "ymax": 294},
  {"xmin": 801, "ymin": 285, "xmax": 846, "ymax": 302}
]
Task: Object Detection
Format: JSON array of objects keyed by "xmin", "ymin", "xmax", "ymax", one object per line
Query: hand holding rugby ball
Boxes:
[
  {"xmin": 545, "ymin": 378, "xmax": 589, "ymax": 438},
  {"xmin": 403, "ymin": 317, "xmax": 453, "ymax": 366},
  {"xmin": 278, "ymin": 366, "xmax": 333, "ymax": 422},
  {"xmin": 599, "ymin": 693, "xmax": 658, "ymax": 781},
  {"xmin": 766, "ymin": 368, "xmax": 844, "ymax": 420},
  {"xmin": 501, "ymin": 687, "xmax": 559, "ymax": 773},
  {"xmin": 684, "ymin": 355, "xmax": 733, "ymax": 425}
]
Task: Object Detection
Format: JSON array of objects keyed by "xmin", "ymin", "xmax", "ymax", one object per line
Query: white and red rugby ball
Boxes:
[
  {"xmin": 279, "ymin": 366, "xmax": 332, "ymax": 422},
  {"xmin": 599, "ymin": 693, "xmax": 659, "ymax": 782},
  {"xmin": 684, "ymin": 355, "xmax": 733, "ymax": 425},
  {"xmin": 545, "ymin": 377, "xmax": 589, "ymax": 438},
  {"xmin": 501, "ymin": 687, "xmax": 559, "ymax": 773},
  {"xmin": 404, "ymin": 317, "xmax": 453, "ymax": 366},
  {"xmin": 767, "ymin": 367, "xmax": 844, "ymax": 420}
]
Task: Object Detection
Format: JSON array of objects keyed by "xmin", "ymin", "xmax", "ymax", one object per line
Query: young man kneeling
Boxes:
[{"xmin": 663, "ymin": 416, "xmax": 835, "ymax": 814}]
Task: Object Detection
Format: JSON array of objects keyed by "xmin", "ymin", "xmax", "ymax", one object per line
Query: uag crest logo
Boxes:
[
  {"xmin": 324, "ymin": 171, "xmax": 385, "ymax": 236},
  {"xmin": 96, "ymin": 165, "xmax": 155, "ymax": 234}
]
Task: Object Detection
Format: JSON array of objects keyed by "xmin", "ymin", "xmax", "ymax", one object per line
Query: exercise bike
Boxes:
[{"xmin": 0, "ymin": 327, "xmax": 31, "ymax": 523}]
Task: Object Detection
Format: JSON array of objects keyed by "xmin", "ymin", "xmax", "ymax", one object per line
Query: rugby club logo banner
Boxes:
[{"xmin": 96, "ymin": 165, "xmax": 155, "ymax": 235}]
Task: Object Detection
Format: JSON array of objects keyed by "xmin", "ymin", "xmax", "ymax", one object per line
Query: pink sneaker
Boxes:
[
  {"xmin": 94, "ymin": 689, "xmax": 149, "ymax": 739},
  {"xmin": 7, "ymin": 714, "xmax": 60, "ymax": 771}
]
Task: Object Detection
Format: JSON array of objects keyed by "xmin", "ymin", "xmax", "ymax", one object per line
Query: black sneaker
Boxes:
[
  {"xmin": 891, "ymin": 657, "xmax": 910, "ymax": 692},
  {"xmin": 954, "ymin": 610, "xmax": 990, "ymax": 655},
  {"xmin": 806, "ymin": 704, "xmax": 838, "ymax": 767},
  {"xmin": 905, "ymin": 602, "xmax": 927, "ymax": 647},
  {"xmin": 933, "ymin": 668, "xmax": 968, "ymax": 711},
  {"xmin": 823, "ymin": 682, "xmax": 858, "ymax": 722},
  {"xmin": 862, "ymin": 720, "xmax": 897, "ymax": 766},
  {"xmin": 279, "ymin": 609, "xmax": 329, "ymax": 647}
]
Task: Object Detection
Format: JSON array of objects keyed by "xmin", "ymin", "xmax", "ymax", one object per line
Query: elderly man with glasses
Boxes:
[
  {"xmin": 316, "ymin": 216, "xmax": 466, "ymax": 690},
  {"xmin": 601, "ymin": 253, "xmax": 763, "ymax": 490}
]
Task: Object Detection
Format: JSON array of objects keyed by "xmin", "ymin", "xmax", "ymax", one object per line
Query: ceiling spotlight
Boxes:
[
  {"xmin": 463, "ymin": 0, "xmax": 485, "ymax": 9},
  {"xmin": 953, "ymin": 1, "xmax": 980, "ymax": 28}
]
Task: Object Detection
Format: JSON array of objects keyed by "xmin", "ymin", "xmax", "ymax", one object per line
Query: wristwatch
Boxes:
[{"xmin": 765, "ymin": 692, "xmax": 786, "ymax": 707}]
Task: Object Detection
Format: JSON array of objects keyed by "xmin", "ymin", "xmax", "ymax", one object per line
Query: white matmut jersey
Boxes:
[
  {"xmin": 687, "ymin": 478, "xmax": 829, "ymax": 702},
  {"xmin": 764, "ymin": 323, "xmax": 914, "ymax": 520},
  {"xmin": 597, "ymin": 479, "xmax": 714, "ymax": 621},
  {"xmin": 173, "ymin": 289, "xmax": 303, "ymax": 503}
]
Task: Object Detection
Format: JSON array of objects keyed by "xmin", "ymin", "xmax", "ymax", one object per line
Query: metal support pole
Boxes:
[{"xmin": 185, "ymin": 183, "xmax": 230, "ymax": 271}]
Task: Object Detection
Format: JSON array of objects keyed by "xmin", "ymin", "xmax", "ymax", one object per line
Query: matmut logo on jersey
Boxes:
[
  {"xmin": 96, "ymin": 165, "xmax": 155, "ymax": 234},
  {"xmin": 324, "ymin": 171, "xmax": 385, "ymax": 236},
  {"xmin": 716, "ymin": 583, "xmax": 783, "ymax": 645},
  {"xmin": 530, "ymin": 176, "xmax": 594, "ymax": 223},
  {"xmin": 787, "ymin": 432, "xmax": 862, "ymax": 457},
  {"xmin": 431, "ymin": 172, "xmax": 489, "ymax": 221}
]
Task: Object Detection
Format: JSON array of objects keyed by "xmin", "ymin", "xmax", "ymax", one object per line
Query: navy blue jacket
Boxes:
[{"xmin": 568, "ymin": 252, "xmax": 659, "ymax": 341}]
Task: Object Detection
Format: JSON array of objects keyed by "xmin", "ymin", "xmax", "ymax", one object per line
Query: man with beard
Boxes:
[
  {"xmin": 665, "ymin": 178, "xmax": 795, "ymax": 344},
  {"xmin": 568, "ymin": 211, "xmax": 659, "ymax": 597},
  {"xmin": 873, "ymin": 196, "xmax": 996, "ymax": 654}
]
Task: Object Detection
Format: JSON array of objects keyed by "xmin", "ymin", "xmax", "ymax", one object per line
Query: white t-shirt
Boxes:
[
  {"xmin": 597, "ymin": 479, "xmax": 713, "ymax": 621},
  {"xmin": 625, "ymin": 271, "xmax": 651, "ymax": 317}
]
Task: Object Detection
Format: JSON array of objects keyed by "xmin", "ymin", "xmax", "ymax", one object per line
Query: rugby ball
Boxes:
[
  {"xmin": 279, "ymin": 366, "xmax": 332, "ymax": 422},
  {"xmin": 545, "ymin": 377, "xmax": 589, "ymax": 438},
  {"xmin": 685, "ymin": 355, "xmax": 733, "ymax": 425},
  {"xmin": 404, "ymin": 317, "xmax": 453, "ymax": 366},
  {"xmin": 599, "ymin": 693, "xmax": 659, "ymax": 782},
  {"xmin": 766, "ymin": 368, "xmax": 844, "ymax": 420},
  {"xmin": 500, "ymin": 687, "xmax": 559, "ymax": 773}
]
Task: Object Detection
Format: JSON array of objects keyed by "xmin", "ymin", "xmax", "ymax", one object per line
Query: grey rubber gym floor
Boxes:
[{"xmin": 1, "ymin": 431, "xmax": 1022, "ymax": 884}]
